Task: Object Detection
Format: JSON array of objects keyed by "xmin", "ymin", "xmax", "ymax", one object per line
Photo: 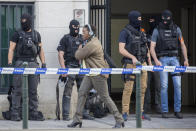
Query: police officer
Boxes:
[
  {"xmin": 8, "ymin": 14, "xmax": 46, "ymax": 121},
  {"xmin": 119, "ymin": 10, "xmax": 151, "ymax": 121},
  {"xmin": 57, "ymin": 20, "xmax": 94, "ymax": 121},
  {"xmin": 150, "ymin": 10, "xmax": 189, "ymax": 119},
  {"xmin": 144, "ymin": 16, "xmax": 161, "ymax": 113}
]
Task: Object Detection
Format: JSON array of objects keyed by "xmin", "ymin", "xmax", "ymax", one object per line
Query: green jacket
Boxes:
[{"xmin": 75, "ymin": 37, "xmax": 109, "ymax": 77}]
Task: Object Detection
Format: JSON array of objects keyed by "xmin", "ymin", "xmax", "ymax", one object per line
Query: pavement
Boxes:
[{"xmin": 0, "ymin": 114, "xmax": 196, "ymax": 131}]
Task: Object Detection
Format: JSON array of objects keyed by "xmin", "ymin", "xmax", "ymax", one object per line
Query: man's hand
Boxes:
[
  {"xmin": 148, "ymin": 62, "xmax": 153, "ymax": 66},
  {"xmin": 132, "ymin": 57, "xmax": 139, "ymax": 65},
  {"xmin": 41, "ymin": 63, "xmax": 46, "ymax": 68},
  {"xmin": 8, "ymin": 63, "xmax": 13, "ymax": 68},
  {"xmin": 184, "ymin": 60, "xmax": 189, "ymax": 66},
  {"xmin": 155, "ymin": 60, "xmax": 162, "ymax": 66},
  {"xmin": 79, "ymin": 44, "xmax": 82, "ymax": 49}
]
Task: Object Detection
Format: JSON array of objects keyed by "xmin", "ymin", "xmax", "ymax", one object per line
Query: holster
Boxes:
[{"xmin": 121, "ymin": 63, "xmax": 136, "ymax": 82}]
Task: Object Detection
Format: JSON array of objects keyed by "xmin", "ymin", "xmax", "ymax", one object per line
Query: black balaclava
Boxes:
[
  {"xmin": 128, "ymin": 10, "xmax": 142, "ymax": 30},
  {"xmin": 69, "ymin": 20, "xmax": 80, "ymax": 37},
  {"xmin": 148, "ymin": 16, "xmax": 156, "ymax": 35},
  {"xmin": 21, "ymin": 14, "xmax": 32, "ymax": 32},
  {"xmin": 161, "ymin": 10, "xmax": 173, "ymax": 27},
  {"xmin": 149, "ymin": 16, "xmax": 156, "ymax": 29}
]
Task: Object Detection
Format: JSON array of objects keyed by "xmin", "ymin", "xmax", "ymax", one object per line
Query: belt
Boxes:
[
  {"xmin": 65, "ymin": 63, "xmax": 80, "ymax": 68},
  {"xmin": 16, "ymin": 57, "xmax": 36, "ymax": 62},
  {"xmin": 158, "ymin": 53, "xmax": 178, "ymax": 57}
]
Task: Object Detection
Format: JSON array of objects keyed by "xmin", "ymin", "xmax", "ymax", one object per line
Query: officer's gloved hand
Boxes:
[
  {"xmin": 8, "ymin": 63, "xmax": 13, "ymax": 68},
  {"xmin": 41, "ymin": 63, "xmax": 46, "ymax": 68}
]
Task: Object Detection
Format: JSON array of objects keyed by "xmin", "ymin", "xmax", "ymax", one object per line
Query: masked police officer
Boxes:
[
  {"xmin": 150, "ymin": 10, "xmax": 189, "ymax": 119},
  {"xmin": 119, "ymin": 10, "xmax": 152, "ymax": 121},
  {"xmin": 8, "ymin": 14, "xmax": 46, "ymax": 121},
  {"xmin": 144, "ymin": 16, "xmax": 161, "ymax": 114},
  {"xmin": 57, "ymin": 20, "xmax": 94, "ymax": 121}
]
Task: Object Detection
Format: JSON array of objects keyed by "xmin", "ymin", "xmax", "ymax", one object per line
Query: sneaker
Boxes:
[
  {"xmin": 112, "ymin": 122, "xmax": 125, "ymax": 128},
  {"xmin": 122, "ymin": 113, "xmax": 128, "ymax": 121},
  {"xmin": 174, "ymin": 112, "xmax": 183, "ymax": 119},
  {"xmin": 162, "ymin": 112, "xmax": 169, "ymax": 118},
  {"xmin": 142, "ymin": 112, "xmax": 151, "ymax": 121}
]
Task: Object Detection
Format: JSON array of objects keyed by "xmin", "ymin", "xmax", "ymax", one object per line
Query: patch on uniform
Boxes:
[{"xmin": 76, "ymin": 41, "xmax": 80, "ymax": 45}]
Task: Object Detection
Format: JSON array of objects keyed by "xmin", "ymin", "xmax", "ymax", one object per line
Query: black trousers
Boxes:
[{"xmin": 11, "ymin": 60, "xmax": 39, "ymax": 115}]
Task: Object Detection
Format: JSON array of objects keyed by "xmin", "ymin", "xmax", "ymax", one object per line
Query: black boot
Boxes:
[
  {"xmin": 162, "ymin": 112, "xmax": 169, "ymax": 118},
  {"xmin": 174, "ymin": 112, "xmax": 183, "ymax": 119},
  {"xmin": 112, "ymin": 122, "xmax": 125, "ymax": 128},
  {"xmin": 67, "ymin": 121, "xmax": 82, "ymax": 128},
  {"xmin": 29, "ymin": 111, "xmax": 45, "ymax": 121},
  {"xmin": 2, "ymin": 111, "xmax": 11, "ymax": 120},
  {"xmin": 63, "ymin": 116, "xmax": 70, "ymax": 121},
  {"xmin": 11, "ymin": 113, "xmax": 21, "ymax": 121}
]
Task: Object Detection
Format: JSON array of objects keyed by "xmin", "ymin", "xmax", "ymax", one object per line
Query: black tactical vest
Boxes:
[
  {"xmin": 63, "ymin": 34, "xmax": 83, "ymax": 66},
  {"xmin": 15, "ymin": 30, "xmax": 39, "ymax": 60},
  {"xmin": 122, "ymin": 25, "xmax": 148, "ymax": 64},
  {"xmin": 156, "ymin": 24, "xmax": 179, "ymax": 57}
]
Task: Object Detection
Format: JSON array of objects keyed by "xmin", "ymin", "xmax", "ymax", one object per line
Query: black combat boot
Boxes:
[
  {"xmin": 11, "ymin": 113, "xmax": 21, "ymax": 121},
  {"xmin": 29, "ymin": 111, "xmax": 45, "ymax": 121}
]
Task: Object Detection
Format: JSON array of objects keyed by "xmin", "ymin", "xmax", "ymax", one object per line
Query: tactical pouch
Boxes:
[{"xmin": 121, "ymin": 63, "xmax": 136, "ymax": 82}]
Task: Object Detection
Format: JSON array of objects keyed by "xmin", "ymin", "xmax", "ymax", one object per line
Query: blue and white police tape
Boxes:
[
  {"xmin": 0, "ymin": 66, "xmax": 196, "ymax": 75},
  {"xmin": 136, "ymin": 66, "xmax": 196, "ymax": 73},
  {"xmin": 0, "ymin": 68, "xmax": 140, "ymax": 75}
]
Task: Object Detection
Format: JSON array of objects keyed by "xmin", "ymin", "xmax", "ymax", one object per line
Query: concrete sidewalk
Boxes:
[{"xmin": 0, "ymin": 114, "xmax": 196, "ymax": 130}]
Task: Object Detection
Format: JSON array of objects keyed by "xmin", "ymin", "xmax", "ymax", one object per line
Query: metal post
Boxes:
[
  {"xmin": 136, "ymin": 62, "xmax": 142, "ymax": 128},
  {"xmin": 22, "ymin": 62, "xmax": 28, "ymax": 129}
]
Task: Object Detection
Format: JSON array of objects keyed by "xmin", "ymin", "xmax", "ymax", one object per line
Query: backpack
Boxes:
[{"xmin": 88, "ymin": 91, "xmax": 108, "ymax": 118}]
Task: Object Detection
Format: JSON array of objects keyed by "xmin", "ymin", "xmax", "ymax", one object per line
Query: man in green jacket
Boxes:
[{"xmin": 67, "ymin": 24, "xmax": 124, "ymax": 128}]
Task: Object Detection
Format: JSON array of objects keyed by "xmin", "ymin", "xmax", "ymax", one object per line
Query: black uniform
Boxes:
[
  {"xmin": 10, "ymin": 30, "xmax": 44, "ymax": 121},
  {"xmin": 57, "ymin": 33, "xmax": 93, "ymax": 120},
  {"xmin": 144, "ymin": 17, "xmax": 161, "ymax": 113},
  {"xmin": 121, "ymin": 24, "xmax": 148, "ymax": 65}
]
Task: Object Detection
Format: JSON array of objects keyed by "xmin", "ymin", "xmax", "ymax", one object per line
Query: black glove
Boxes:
[
  {"xmin": 8, "ymin": 63, "xmax": 13, "ymax": 68},
  {"xmin": 41, "ymin": 63, "xmax": 46, "ymax": 68}
]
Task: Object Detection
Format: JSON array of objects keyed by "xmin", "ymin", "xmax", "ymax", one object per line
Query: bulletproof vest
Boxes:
[
  {"xmin": 63, "ymin": 34, "xmax": 83, "ymax": 66},
  {"xmin": 156, "ymin": 24, "xmax": 179, "ymax": 57},
  {"xmin": 15, "ymin": 30, "xmax": 39, "ymax": 59},
  {"xmin": 122, "ymin": 25, "xmax": 148, "ymax": 64}
]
